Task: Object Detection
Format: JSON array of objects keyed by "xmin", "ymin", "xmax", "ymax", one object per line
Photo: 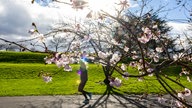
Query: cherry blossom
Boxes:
[
  {"xmin": 124, "ymin": 46, "xmax": 129, "ymax": 52},
  {"xmin": 155, "ymin": 47, "xmax": 163, "ymax": 53},
  {"xmin": 122, "ymin": 72, "xmax": 129, "ymax": 79},
  {"xmin": 109, "ymin": 77, "xmax": 122, "ymax": 87},
  {"xmin": 28, "ymin": 29, "xmax": 37, "ymax": 34},
  {"xmin": 118, "ymin": 0, "xmax": 129, "ymax": 9},
  {"xmin": 173, "ymin": 53, "xmax": 185, "ymax": 61},
  {"xmin": 38, "ymin": 34, "xmax": 45, "ymax": 43},
  {"xmin": 177, "ymin": 92, "xmax": 184, "ymax": 99},
  {"xmin": 184, "ymin": 88, "xmax": 191, "ymax": 97},
  {"xmin": 42, "ymin": 75, "xmax": 52, "ymax": 83},
  {"xmin": 138, "ymin": 77, "xmax": 143, "ymax": 81},
  {"xmin": 138, "ymin": 27, "xmax": 153, "ymax": 44},
  {"xmin": 187, "ymin": 76, "xmax": 191, "ymax": 82},
  {"xmin": 64, "ymin": 64, "xmax": 72, "ymax": 72},
  {"xmin": 44, "ymin": 56, "xmax": 54, "ymax": 64},
  {"xmin": 175, "ymin": 100, "xmax": 183, "ymax": 107},
  {"xmin": 98, "ymin": 51, "xmax": 110, "ymax": 59},
  {"xmin": 110, "ymin": 53, "xmax": 121, "ymax": 64},
  {"xmin": 121, "ymin": 63, "xmax": 126, "ymax": 71},
  {"xmin": 138, "ymin": 36, "xmax": 150, "ymax": 44},
  {"xmin": 129, "ymin": 61, "xmax": 137, "ymax": 67},
  {"xmin": 177, "ymin": 88, "xmax": 191, "ymax": 100},
  {"xmin": 55, "ymin": 60, "xmax": 64, "ymax": 68},
  {"xmin": 157, "ymin": 96, "xmax": 167, "ymax": 103}
]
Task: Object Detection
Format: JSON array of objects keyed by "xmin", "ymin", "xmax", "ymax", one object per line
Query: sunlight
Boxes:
[
  {"xmin": 88, "ymin": 0, "xmax": 117, "ymax": 12},
  {"xmin": 0, "ymin": 5, "xmax": 4, "ymax": 13}
]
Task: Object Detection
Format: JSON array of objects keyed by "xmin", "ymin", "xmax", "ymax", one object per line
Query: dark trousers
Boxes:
[{"xmin": 78, "ymin": 69, "xmax": 89, "ymax": 99}]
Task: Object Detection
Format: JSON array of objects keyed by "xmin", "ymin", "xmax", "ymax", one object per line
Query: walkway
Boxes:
[{"xmin": 0, "ymin": 95, "xmax": 191, "ymax": 108}]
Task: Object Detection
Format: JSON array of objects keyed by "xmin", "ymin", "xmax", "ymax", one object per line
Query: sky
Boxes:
[{"xmin": 0, "ymin": 0, "xmax": 191, "ymax": 42}]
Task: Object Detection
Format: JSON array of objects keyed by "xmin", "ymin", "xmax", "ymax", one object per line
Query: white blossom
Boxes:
[
  {"xmin": 187, "ymin": 76, "xmax": 191, "ymax": 82},
  {"xmin": 121, "ymin": 63, "xmax": 126, "ymax": 71},
  {"xmin": 156, "ymin": 47, "xmax": 163, "ymax": 53},
  {"xmin": 175, "ymin": 100, "xmax": 183, "ymax": 107},
  {"xmin": 157, "ymin": 97, "xmax": 167, "ymax": 103},
  {"xmin": 173, "ymin": 53, "xmax": 184, "ymax": 61},
  {"xmin": 98, "ymin": 51, "xmax": 110, "ymax": 59},
  {"xmin": 177, "ymin": 92, "xmax": 184, "ymax": 99},
  {"xmin": 138, "ymin": 77, "xmax": 143, "ymax": 81},
  {"xmin": 111, "ymin": 39, "xmax": 119, "ymax": 45},
  {"xmin": 138, "ymin": 36, "xmax": 150, "ymax": 44},
  {"xmin": 110, "ymin": 53, "xmax": 120, "ymax": 64},
  {"xmin": 122, "ymin": 72, "xmax": 129, "ymax": 79},
  {"xmin": 37, "ymin": 34, "xmax": 45, "ymax": 43},
  {"xmin": 184, "ymin": 88, "xmax": 191, "ymax": 96},
  {"xmin": 28, "ymin": 29, "xmax": 36, "ymax": 34},
  {"xmin": 124, "ymin": 46, "xmax": 129, "ymax": 52}
]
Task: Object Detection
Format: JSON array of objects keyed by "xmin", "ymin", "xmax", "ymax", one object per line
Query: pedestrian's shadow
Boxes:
[
  {"xmin": 89, "ymin": 85, "xmax": 189, "ymax": 108},
  {"xmin": 79, "ymin": 103, "xmax": 91, "ymax": 108}
]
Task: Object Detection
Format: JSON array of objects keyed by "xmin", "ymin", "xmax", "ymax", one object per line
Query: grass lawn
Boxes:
[{"xmin": 0, "ymin": 63, "xmax": 192, "ymax": 96}]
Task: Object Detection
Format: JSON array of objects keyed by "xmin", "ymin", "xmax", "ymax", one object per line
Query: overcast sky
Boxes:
[{"xmin": 0, "ymin": 0, "xmax": 191, "ymax": 42}]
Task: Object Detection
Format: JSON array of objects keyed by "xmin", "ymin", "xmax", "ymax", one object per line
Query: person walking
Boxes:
[{"xmin": 78, "ymin": 51, "xmax": 92, "ymax": 104}]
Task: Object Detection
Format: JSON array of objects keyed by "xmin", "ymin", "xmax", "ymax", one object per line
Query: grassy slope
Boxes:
[
  {"xmin": 0, "ymin": 51, "xmax": 191, "ymax": 96},
  {"xmin": 0, "ymin": 63, "xmax": 191, "ymax": 96},
  {"xmin": 0, "ymin": 51, "xmax": 48, "ymax": 63}
]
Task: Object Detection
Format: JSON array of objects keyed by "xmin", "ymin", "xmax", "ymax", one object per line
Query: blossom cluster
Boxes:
[
  {"xmin": 39, "ymin": 72, "xmax": 52, "ymax": 83},
  {"xmin": 157, "ymin": 88, "xmax": 191, "ymax": 107},
  {"xmin": 98, "ymin": 51, "xmax": 121, "ymax": 66},
  {"xmin": 180, "ymin": 68, "xmax": 191, "ymax": 82},
  {"xmin": 44, "ymin": 53, "xmax": 76, "ymax": 71},
  {"xmin": 108, "ymin": 76, "xmax": 122, "ymax": 87}
]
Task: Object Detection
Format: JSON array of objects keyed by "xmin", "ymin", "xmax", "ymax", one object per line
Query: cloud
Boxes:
[
  {"xmin": 168, "ymin": 22, "xmax": 190, "ymax": 34},
  {"xmin": 0, "ymin": 0, "xmax": 32, "ymax": 37},
  {"xmin": 0, "ymin": 0, "xmax": 68, "ymax": 41}
]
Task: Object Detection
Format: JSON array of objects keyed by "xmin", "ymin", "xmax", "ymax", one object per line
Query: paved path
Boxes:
[{"xmin": 0, "ymin": 95, "xmax": 191, "ymax": 108}]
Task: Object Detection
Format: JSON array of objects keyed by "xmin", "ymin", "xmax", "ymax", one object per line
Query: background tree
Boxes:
[{"xmin": 48, "ymin": 36, "xmax": 67, "ymax": 52}]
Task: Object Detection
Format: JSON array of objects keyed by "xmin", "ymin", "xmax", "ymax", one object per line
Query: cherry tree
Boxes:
[{"xmin": 0, "ymin": 0, "xmax": 191, "ymax": 107}]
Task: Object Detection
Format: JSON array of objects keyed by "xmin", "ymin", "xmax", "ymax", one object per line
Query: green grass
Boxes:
[
  {"xmin": 0, "ymin": 51, "xmax": 191, "ymax": 96},
  {"xmin": 0, "ymin": 63, "xmax": 192, "ymax": 96}
]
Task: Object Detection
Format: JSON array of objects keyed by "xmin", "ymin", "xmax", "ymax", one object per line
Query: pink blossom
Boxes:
[
  {"xmin": 138, "ymin": 36, "xmax": 150, "ymax": 44},
  {"xmin": 64, "ymin": 64, "xmax": 72, "ymax": 72},
  {"xmin": 42, "ymin": 76, "xmax": 52, "ymax": 83},
  {"xmin": 129, "ymin": 61, "xmax": 137, "ymax": 67},
  {"xmin": 175, "ymin": 101, "xmax": 183, "ymax": 107},
  {"xmin": 109, "ymin": 77, "xmax": 122, "ymax": 87},
  {"xmin": 142, "ymin": 27, "xmax": 151, "ymax": 34},
  {"xmin": 55, "ymin": 60, "xmax": 63, "ymax": 68}
]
